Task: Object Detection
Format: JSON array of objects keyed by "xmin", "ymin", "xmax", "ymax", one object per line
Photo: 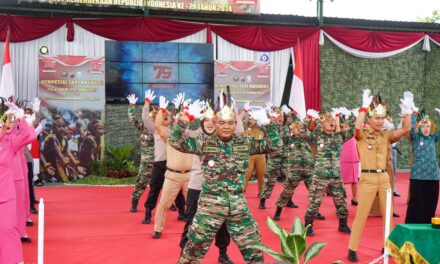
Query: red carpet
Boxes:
[{"xmin": 22, "ymin": 172, "xmax": 438, "ymax": 264}]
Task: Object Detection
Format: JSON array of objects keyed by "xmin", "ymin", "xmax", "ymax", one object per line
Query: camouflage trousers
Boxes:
[
  {"xmin": 259, "ymin": 156, "xmax": 284, "ymax": 199},
  {"xmin": 178, "ymin": 194, "xmax": 263, "ymax": 264},
  {"xmin": 276, "ymin": 169, "xmax": 312, "ymax": 208},
  {"xmin": 131, "ymin": 160, "xmax": 153, "ymax": 200},
  {"xmin": 305, "ymin": 176, "xmax": 348, "ymax": 221}
]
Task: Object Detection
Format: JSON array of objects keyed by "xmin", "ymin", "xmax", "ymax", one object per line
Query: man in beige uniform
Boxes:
[
  {"xmin": 348, "ymin": 90, "xmax": 412, "ymax": 262},
  {"xmin": 152, "ymin": 95, "xmax": 196, "ymax": 239}
]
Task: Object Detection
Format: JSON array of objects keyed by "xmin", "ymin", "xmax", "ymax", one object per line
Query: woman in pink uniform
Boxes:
[
  {"xmin": 0, "ymin": 108, "xmax": 36, "ymax": 264},
  {"xmin": 340, "ymin": 137, "xmax": 360, "ymax": 205}
]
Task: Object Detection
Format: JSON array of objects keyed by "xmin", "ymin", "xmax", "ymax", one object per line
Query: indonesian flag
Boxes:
[
  {"xmin": 0, "ymin": 32, "xmax": 15, "ymax": 99},
  {"xmin": 288, "ymin": 44, "xmax": 306, "ymax": 120}
]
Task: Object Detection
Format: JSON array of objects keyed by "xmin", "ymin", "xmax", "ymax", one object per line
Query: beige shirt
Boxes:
[
  {"xmin": 356, "ymin": 127, "xmax": 392, "ymax": 171},
  {"xmin": 188, "ymin": 155, "xmax": 203, "ymax": 190},
  {"xmin": 166, "ymin": 142, "xmax": 193, "ymax": 171},
  {"xmin": 244, "ymin": 125, "xmax": 265, "ymax": 139}
]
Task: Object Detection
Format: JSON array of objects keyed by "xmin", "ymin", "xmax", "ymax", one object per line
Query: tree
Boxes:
[{"xmin": 417, "ymin": 10, "xmax": 440, "ymax": 23}]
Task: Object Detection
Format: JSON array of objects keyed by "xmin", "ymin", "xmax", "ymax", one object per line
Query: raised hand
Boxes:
[
  {"xmin": 306, "ymin": 109, "xmax": 319, "ymax": 119},
  {"xmin": 186, "ymin": 99, "xmax": 206, "ymax": 120},
  {"xmin": 126, "ymin": 94, "xmax": 138, "ymax": 106},
  {"xmin": 362, "ymin": 89, "xmax": 373, "ymax": 108},
  {"xmin": 251, "ymin": 108, "xmax": 270, "ymax": 126},
  {"xmin": 144, "ymin": 89, "xmax": 156, "ymax": 104},
  {"xmin": 32, "ymin": 97, "xmax": 41, "ymax": 112},
  {"xmin": 281, "ymin": 105, "xmax": 291, "ymax": 114},
  {"xmin": 159, "ymin": 96, "xmax": 169, "ymax": 110}
]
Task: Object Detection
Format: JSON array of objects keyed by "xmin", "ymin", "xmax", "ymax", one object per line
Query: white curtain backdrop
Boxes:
[{"xmin": 214, "ymin": 33, "xmax": 290, "ymax": 105}]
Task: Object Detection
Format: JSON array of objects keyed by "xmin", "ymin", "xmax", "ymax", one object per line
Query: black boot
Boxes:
[
  {"xmin": 130, "ymin": 198, "xmax": 139, "ymax": 213},
  {"xmin": 338, "ymin": 218, "xmax": 351, "ymax": 234},
  {"xmin": 286, "ymin": 200, "xmax": 298, "ymax": 208},
  {"xmin": 273, "ymin": 207, "xmax": 282, "ymax": 221},
  {"xmin": 142, "ymin": 209, "xmax": 152, "ymax": 224},
  {"xmin": 348, "ymin": 249, "xmax": 359, "ymax": 262},
  {"xmin": 315, "ymin": 212, "xmax": 326, "ymax": 220},
  {"xmin": 177, "ymin": 210, "xmax": 186, "ymax": 221},
  {"xmin": 258, "ymin": 198, "xmax": 266, "ymax": 209},
  {"xmin": 169, "ymin": 204, "xmax": 177, "ymax": 211},
  {"xmin": 305, "ymin": 219, "xmax": 314, "ymax": 237},
  {"xmin": 218, "ymin": 252, "xmax": 233, "ymax": 264},
  {"xmin": 30, "ymin": 204, "xmax": 38, "ymax": 214},
  {"xmin": 152, "ymin": 231, "xmax": 161, "ymax": 239}
]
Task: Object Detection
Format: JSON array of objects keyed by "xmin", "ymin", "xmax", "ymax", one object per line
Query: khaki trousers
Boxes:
[
  {"xmin": 243, "ymin": 154, "xmax": 266, "ymax": 193},
  {"xmin": 348, "ymin": 172, "xmax": 393, "ymax": 251},
  {"xmin": 154, "ymin": 170, "xmax": 189, "ymax": 232}
]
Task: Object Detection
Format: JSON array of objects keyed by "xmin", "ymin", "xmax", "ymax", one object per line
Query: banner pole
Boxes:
[
  {"xmin": 384, "ymin": 189, "xmax": 392, "ymax": 264},
  {"xmin": 38, "ymin": 198, "xmax": 45, "ymax": 264}
]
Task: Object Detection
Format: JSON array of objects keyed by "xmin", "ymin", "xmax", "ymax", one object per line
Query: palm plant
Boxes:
[{"xmin": 252, "ymin": 217, "xmax": 326, "ymax": 264}]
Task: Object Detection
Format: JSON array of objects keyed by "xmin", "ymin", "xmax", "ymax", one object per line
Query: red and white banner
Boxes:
[
  {"xmin": 0, "ymin": 32, "xmax": 15, "ymax": 99},
  {"xmin": 288, "ymin": 46, "xmax": 306, "ymax": 120}
]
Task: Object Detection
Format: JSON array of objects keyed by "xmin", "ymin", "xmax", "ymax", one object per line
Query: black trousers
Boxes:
[
  {"xmin": 144, "ymin": 161, "xmax": 185, "ymax": 211},
  {"xmin": 179, "ymin": 188, "xmax": 230, "ymax": 253},
  {"xmin": 27, "ymin": 162, "xmax": 37, "ymax": 206},
  {"xmin": 405, "ymin": 179, "xmax": 439, "ymax": 224}
]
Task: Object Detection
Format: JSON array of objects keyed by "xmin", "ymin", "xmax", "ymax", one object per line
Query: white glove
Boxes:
[
  {"xmin": 331, "ymin": 108, "xmax": 340, "ymax": 118},
  {"xmin": 32, "ymin": 98, "xmax": 41, "ymax": 112},
  {"xmin": 306, "ymin": 109, "xmax": 319, "ymax": 119},
  {"xmin": 159, "ymin": 96, "xmax": 169, "ymax": 110},
  {"xmin": 435, "ymin": 108, "xmax": 440, "ymax": 115},
  {"xmin": 267, "ymin": 108, "xmax": 278, "ymax": 120},
  {"xmin": 186, "ymin": 99, "xmax": 206, "ymax": 120},
  {"xmin": 403, "ymin": 91, "xmax": 414, "ymax": 101},
  {"xmin": 5, "ymin": 102, "xmax": 19, "ymax": 115},
  {"xmin": 281, "ymin": 105, "xmax": 291, "ymax": 115},
  {"xmin": 339, "ymin": 107, "xmax": 351, "ymax": 117},
  {"xmin": 183, "ymin": 98, "xmax": 192, "ymax": 109},
  {"xmin": 24, "ymin": 113, "xmax": 35, "ymax": 125},
  {"xmin": 172, "ymin": 93, "xmax": 185, "ymax": 108},
  {"xmin": 399, "ymin": 97, "xmax": 413, "ymax": 115},
  {"xmin": 144, "ymin": 90, "xmax": 156, "ymax": 103},
  {"xmin": 243, "ymin": 101, "xmax": 250, "ymax": 112},
  {"xmin": 251, "ymin": 108, "xmax": 270, "ymax": 126},
  {"xmin": 383, "ymin": 119, "xmax": 395, "ymax": 131},
  {"xmin": 265, "ymin": 101, "xmax": 273, "ymax": 109},
  {"xmin": 351, "ymin": 108, "xmax": 360, "ymax": 118},
  {"xmin": 15, "ymin": 108, "xmax": 25, "ymax": 119},
  {"xmin": 362, "ymin": 89, "xmax": 373, "ymax": 108},
  {"xmin": 126, "ymin": 94, "xmax": 138, "ymax": 105}
]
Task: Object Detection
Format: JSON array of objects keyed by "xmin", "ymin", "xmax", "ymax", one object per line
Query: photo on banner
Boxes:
[
  {"xmin": 214, "ymin": 60, "xmax": 270, "ymax": 109},
  {"xmin": 38, "ymin": 55, "xmax": 105, "ymax": 183}
]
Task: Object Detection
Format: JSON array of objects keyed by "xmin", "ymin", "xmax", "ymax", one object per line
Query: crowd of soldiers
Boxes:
[{"xmin": 125, "ymin": 88, "xmax": 439, "ymax": 263}]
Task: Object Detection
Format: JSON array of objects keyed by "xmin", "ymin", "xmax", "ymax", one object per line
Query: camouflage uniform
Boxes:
[
  {"xmin": 276, "ymin": 123, "xmax": 314, "ymax": 207},
  {"xmin": 128, "ymin": 106, "xmax": 155, "ymax": 200},
  {"xmin": 169, "ymin": 120, "xmax": 282, "ymax": 264},
  {"xmin": 305, "ymin": 119, "xmax": 353, "ymax": 221},
  {"xmin": 259, "ymin": 125, "xmax": 289, "ymax": 199}
]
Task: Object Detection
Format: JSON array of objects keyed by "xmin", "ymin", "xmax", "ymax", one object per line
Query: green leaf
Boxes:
[
  {"xmin": 251, "ymin": 243, "xmax": 284, "ymax": 261},
  {"xmin": 304, "ymin": 242, "xmax": 327, "ymax": 264},
  {"xmin": 266, "ymin": 217, "xmax": 288, "ymax": 240},
  {"xmin": 291, "ymin": 217, "xmax": 304, "ymax": 236},
  {"xmin": 285, "ymin": 234, "xmax": 306, "ymax": 263}
]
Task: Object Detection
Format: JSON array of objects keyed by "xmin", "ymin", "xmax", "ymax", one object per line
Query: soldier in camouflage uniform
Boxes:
[
  {"xmin": 170, "ymin": 103, "xmax": 282, "ymax": 264},
  {"xmin": 127, "ymin": 94, "xmax": 155, "ymax": 213},
  {"xmin": 304, "ymin": 109, "xmax": 353, "ymax": 236},
  {"xmin": 259, "ymin": 106, "xmax": 289, "ymax": 209}
]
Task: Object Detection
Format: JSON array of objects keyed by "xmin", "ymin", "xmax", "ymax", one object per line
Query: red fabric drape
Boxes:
[
  {"xmin": 74, "ymin": 17, "xmax": 206, "ymax": 42},
  {"xmin": 324, "ymin": 27, "xmax": 424, "ymax": 52},
  {"xmin": 428, "ymin": 33, "xmax": 440, "ymax": 45},
  {"xmin": 0, "ymin": 15, "xmax": 69, "ymax": 42},
  {"xmin": 211, "ymin": 25, "xmax": 321, "ymax": 109}
]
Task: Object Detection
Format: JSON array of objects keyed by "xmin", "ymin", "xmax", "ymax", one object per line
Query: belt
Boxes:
[
  {"xmin": 361, "ymin": 169, "xmax": 386, "ymax": 173},
  {"xmin": 166, "ymin": 167, "xmax": 191, "ymax": 174}
]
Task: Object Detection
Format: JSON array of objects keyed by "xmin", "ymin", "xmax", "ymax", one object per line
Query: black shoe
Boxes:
[
  {"xmin": 393, "ymin": 192, "xmax": 401, "ymax": 197},
  {"xmin": 338, "ymin": 218, "xmax": 351, "ymax": 234},
  {"xmin": 169, "ymin": 204, "xmax": 177, "ymax": 211},
  {"xmin": 130, "ymin": 199, "xmax": 139, "ymax": 213},
  {"xmin": 218, "ymin": 253, "xmax": 234, "ymax": 264},
  {"xmin": 142, "ymin": 210, "xmax": 152, "ymax": 224},
  {"xmin": 258, "ymin": 198, "xmax": 266, "ymax": 209},
  {"xmin": 315, "ymin": 213, "xmax": 326, "ymax": 220},
  {"xmin": 305, "ymin": 220, "xmax": 314, "ymax": 237},
  {"xmin": 30, "ymin": 207, "xmax": 38, "ymax": 215},
  {"xmin": 177, "ymin": 211, "xmax": 186, "ymax": 221},
  {"xmin": 21, "ymin": 237, "xmax": 32, "ymax": 243},
  {"xmin": 35, "ymin": 179, "xmax": 44, "ymax": 187},
  {"xmin": 152, "ymin": 231, "xmax": 161, "ymax": 239},
  {"xmin": 33, "ymin": 199, "xmax": 39, "ymax": 204},
  {"xmin": 286, "ymin": 200, "xmax": 298, "ymax": 208},
  {"xmin": 273, "ymin": 207, "xmax": 282, "ymax": 221},
  {"xmin": 351, "ymin": 199, "xmax": 358, "ymax": 206},
  {"xmin": 276, "ymin": 176, "xmax": 285, "ymax": 183},
  {"xmin": 393, "ymin": 212, "xmax": 400, "ymax": 218},
  {"xmin": 26, "ymin": 221, "xmax": 33, "ymax": 227},
  {"xmin": 348, "ymin": 249, "xmax": 359, "ymax": 262}
]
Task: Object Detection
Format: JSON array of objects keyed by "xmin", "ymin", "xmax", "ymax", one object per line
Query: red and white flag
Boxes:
[
  {"xmin": 0, "ymin": 32, "xmax": 15, "ymax": 99},
  {"xmin": 288, "ymin": 44, "xmax": 306, "ymax": 120}
]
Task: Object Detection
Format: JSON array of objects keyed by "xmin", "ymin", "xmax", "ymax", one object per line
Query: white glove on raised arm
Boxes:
[
  {"xmin": 331, "ymin": 108, "xmax": 340, "ymax": 118},
  {"xmin": 281, "ymin": 105, "xmax": 291, "ymax": 115},
  {"xmin": 251, "ymin": 108, "xmax": 270, "ymax": 126},
  {"xmin": 339, "ymin": 107, "xmax": 352, "ymax": 117},
  {"xmin": 172, "ymin": 93, "xmax": 185, "ymax": 108},
  {"xmin": 362, "ymin": 89, "xmax": 373, "ymax": 108},
  {"xmin": 186, "ymin": 99, "xmax": 206, "ymax": 120},
  {"xmin": 399, "ymin": 92, "xmax": 414, "ymax": 115},
  {"xmin": 159, "ymin": 96, "xmax": 169, "ymax": 110},
  {"xmin": 32, "ymin": 98, "xmax": 41, "ymax": 112},
  {"xmin": 351, "ymin": 108, "xmax": 360, "ymax": 118},
  {"xmin": 144, "ymin": 89, "xmax": 156, "ymax": 103},
  {"xmin": 126, "ymin": 94, "xmax": 138, "ymax": 106},
  {"xmin": 435, "ymin": 108, "xmax": 440, "ymax": 115},
  {"xmin": 24, "ymin": 113, "xmax": 36, "ymax": 125},
  {"xmin": 306, "ymin": 109, "xmax": 320, "ymax": 119}
]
